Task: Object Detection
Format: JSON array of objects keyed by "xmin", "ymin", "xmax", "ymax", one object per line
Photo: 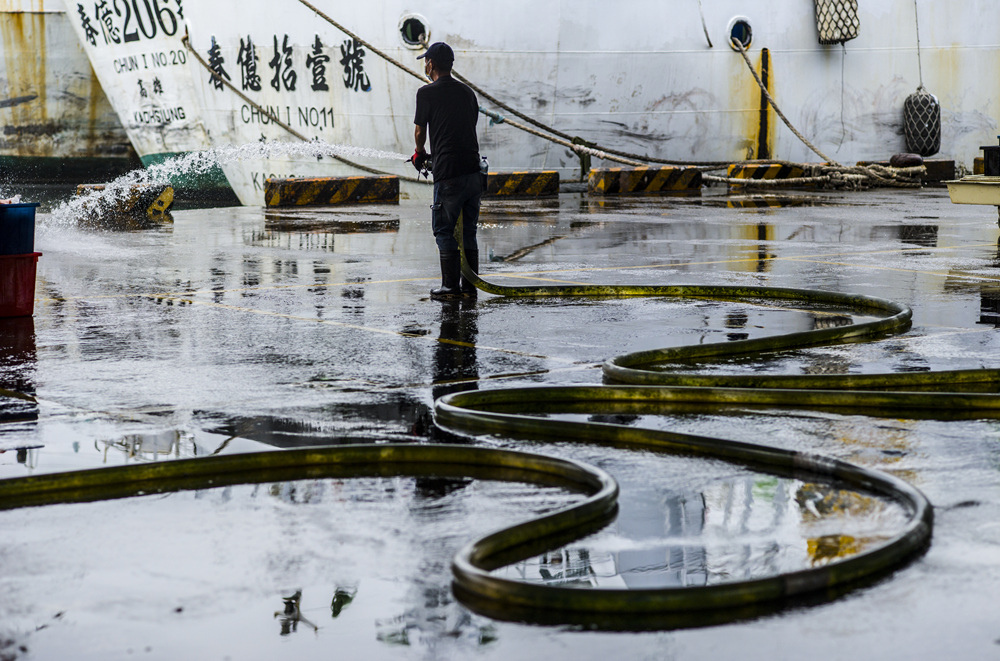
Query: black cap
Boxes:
[{"xmin": 417, "ymin": 42, "xmax": 454, "ymax": 66}]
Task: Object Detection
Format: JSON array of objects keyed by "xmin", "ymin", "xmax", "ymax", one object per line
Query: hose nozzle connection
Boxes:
[{"xmin": 408, "ymin": 151, "xmax": 432, "ymax": 178}]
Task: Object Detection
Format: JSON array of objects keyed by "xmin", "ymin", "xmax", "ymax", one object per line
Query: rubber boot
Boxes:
[
  {"xmin": 430, "ymin": 252, "xmax": 462, "ymax": 300},
  {"xmin": 461, "ymin": 249, "xmax": 479, "ymax": 298}
]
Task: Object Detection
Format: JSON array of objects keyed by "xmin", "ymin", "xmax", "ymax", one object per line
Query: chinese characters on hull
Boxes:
[
  {"xmin": 204, "ymin": 34, "xmax": 373, "ymax": 96},
  {"xmin": 238, "ymin": 36, "xmax": 262, "ymax": 92},
  {"xmin": 269, "ymin": 35, "xmax": 297, "ymax": 92},
  {"xmin": 306, "ymin": 36, "xmax": 330, "ymax": 92},
  {"xmin": 77, "ymin": 0, "xmax": 185, "ymax": 46},
  {"xmin": 207, "ymin": 37, "xmax": 232, "ymax": 90},
  {"xmin": 136, "ymin": 77, "xmax": 164, "ymax": 98},
  {"xmin": 339, "ymin": 38, "xmax": 371, "ymax": 92}
]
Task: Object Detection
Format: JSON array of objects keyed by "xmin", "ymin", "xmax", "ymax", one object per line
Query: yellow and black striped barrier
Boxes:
[
  {"xmin": 264, "ymin": 175, "xmax": 399, "ymax": 207},
  {"xmin": 588, "ymin": 166, "xmax": 702, "ymax": 195},
  {"xmin": 727, "ymin": 162, "xmax": 806, "ymax": 183},
  {"xmin": 486, "ymin": 171, "xmax": 560, "ymax": 198}
]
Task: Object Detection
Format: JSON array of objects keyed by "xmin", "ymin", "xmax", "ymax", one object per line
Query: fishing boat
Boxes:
[
  {"xmin": 62, "ymin": 0, "xmax": 234, "ymax": 199},
  {"xmin": 0, "ymin": 0, "xmax": 136, "ymax": 183},
  {"xmin": 177, "ymin": 1, "xmax": 998, "ymax": 204}
]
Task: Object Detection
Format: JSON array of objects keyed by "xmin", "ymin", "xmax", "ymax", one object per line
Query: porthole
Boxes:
[
  {"xmin": 399, "ymin": 15, "xmax": 429, "ymax": 49},
  {"xmin": 728, "ymin": 16, "xmax": 753, "ymax": 50}
]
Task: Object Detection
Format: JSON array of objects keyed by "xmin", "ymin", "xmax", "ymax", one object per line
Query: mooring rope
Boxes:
[
  {"xmin": 186, "ymin": 6, "xmax": 928, "ymax": 189},
  {"xmin": 703, "ymin": 162, "xmax": 927, "ymax": 190},
  {"xmin": 697, "ymin": 0, "xmax": 714, "ymax": 48},
  {"xmin": 731, "ymin": 37, "xmax": 838, "ymax": 165},
  {"xmin": 727, "ymin": 38, "xmax": 927, "ymax": 190},
  {"xmin": 913, "ymin": 0, "xmax": 925, "ymax": 90},
  {"xmin": 294, "ymin": 0, "xmax": 734, "ymax": 168}
]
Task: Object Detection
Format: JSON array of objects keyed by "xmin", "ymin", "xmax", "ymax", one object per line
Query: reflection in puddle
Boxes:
[
  {"xmin": 871, "ymin": 224, "xmax": 939, "ymax": 248},
  {"xmin": 0, "ymin": 316, "xmax": 37, "ymax": 425},
  {"xmin": 711, "ymin": 195, "xmax": 830, "ymax": 210},
  {"xmin": 979, "ymin": 288, "xmax": 1000, "ymax": 327},
  {"xmin": 247, "ymin": 209, "xmax": 400, "ymax": 251},
  {"xmin": 584, "ymin": 190, "xmax": 701, "ymax": 213},
  {"xmin": 330, "ymin": 586, "xmax": 357, "ymax": 617},
  {"xmin": 200, "ymin": 395, "xmax": 443, "ymax": 445},
  {"xmin": 274, "ymin": 590, "xmax": 318, "ymax": 635},
  {"xmin": 97, "ymin": 429, "xmax": 198, "ymax": 462},
  {"xmin": 502, "ymin": 475, "xmax": 901, "ymax": 588},
  {"xmin": 0, "ymin": 476, "xmax": 555, "ymax": 656},
  {"xmin": 263, "ymin": 212, "xmax": 400, "ymax": 236}
]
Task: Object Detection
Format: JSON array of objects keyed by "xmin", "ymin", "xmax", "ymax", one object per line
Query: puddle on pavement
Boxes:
[
  {"xmin": 872, "ymin": 224, "xmax": 939, "ymax": 247},
  {"xmin": 95, "ymin": 429, "xmax": 198, "ymax": 462},
  {"xmin": 263, "ymin": 209, "xmax": 401, "ymax": 235},
  {"xmin": 0, "ymin": 444, "xmax": 908, "ymax": 658},
  {"xmin": 0, "ymin": 317, "xmax": 37, "ymax": 425},
  {"xmin": 977, "ymin": 288, "xmax": 1000, "ymax": 327},
  {"xmin": 704, "ymin": 194, "xmax": 833, "ymax": 210},
  {"xmin": 246, "ymin": 209, "xmax": 400, "ymax": 252},
  {"xmin": 0, "ymin": 474, "xmax": 575, "ymax": 658},
  {"xmin": 4, "ymin": 189, "xmax": 1000, "ymax": 658},
  {"xmin": 496, "ymin": 476, "xmax": 904, "ymax": 588}
]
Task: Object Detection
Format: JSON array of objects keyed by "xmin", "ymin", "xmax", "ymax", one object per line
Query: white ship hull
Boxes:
[
  {"xmin": 0, "ymin": 0, "xmax": 136, "ymax": 182},
  {"xmin": 175, "ymin": 0, "xmax": 1000, "ymax": 205},
  {"xmin": 62, "ymin": 0, "xmax": 233, "ymax": 197}
]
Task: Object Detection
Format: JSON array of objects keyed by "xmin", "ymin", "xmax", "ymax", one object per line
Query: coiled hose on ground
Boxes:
[{"xmin": 9, "ymin": 228, "xmax": 1000, "ymax": 629}]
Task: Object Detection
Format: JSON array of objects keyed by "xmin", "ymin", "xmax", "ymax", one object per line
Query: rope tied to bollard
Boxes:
[{"xmin": 726, "ymin": 37, "xmax": 926, "ymax": 190}]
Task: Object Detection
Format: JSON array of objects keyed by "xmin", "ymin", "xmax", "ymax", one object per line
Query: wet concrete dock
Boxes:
[{"xmin": 1, "ymin": 186, "xmax": 999, "ymax": 659}]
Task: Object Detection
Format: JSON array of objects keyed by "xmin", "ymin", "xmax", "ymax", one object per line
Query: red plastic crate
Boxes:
[{"xmin": 0, "ymin": 252, "xmax": 41, "ymax": 317}]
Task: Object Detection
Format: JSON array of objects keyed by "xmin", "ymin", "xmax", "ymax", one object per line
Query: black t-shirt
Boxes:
[{"xmin": 414, "ymin": 76, "xmax": 480, "ymax": 182}]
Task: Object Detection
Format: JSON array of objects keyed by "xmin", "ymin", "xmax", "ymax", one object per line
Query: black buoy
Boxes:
[{"xmin": 903, "ymin": 87, "xmax": 941, "ymax": 157}]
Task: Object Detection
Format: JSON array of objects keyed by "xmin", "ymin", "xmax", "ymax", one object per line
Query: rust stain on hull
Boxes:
[
  {"xmin": 0, "ymin": 2, "xmax": 55, "ymax": 11},
  {"xmin": 0, "ymin": 8, "xmax": 134, "ymax": 163}
]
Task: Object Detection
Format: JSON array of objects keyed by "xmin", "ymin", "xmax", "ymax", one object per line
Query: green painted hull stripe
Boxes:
[{"xmin": 139, "ymin": 151, "xmax": 232, "ymax": 192}]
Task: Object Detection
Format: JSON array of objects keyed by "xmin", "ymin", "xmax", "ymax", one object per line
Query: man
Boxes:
[{"xmin": 412, "ymin": 42, "xmax": 482, "ymax": 300}]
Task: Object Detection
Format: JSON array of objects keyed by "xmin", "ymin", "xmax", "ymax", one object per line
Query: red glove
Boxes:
[{"xmin": 410, "ymin": 151, "xmax": 427, "ymax": 172}]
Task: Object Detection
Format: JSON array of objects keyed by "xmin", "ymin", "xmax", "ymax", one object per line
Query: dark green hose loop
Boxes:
[
  {"xmin": 437, "ymin": 386, "xmax": 932, "ymax": 619},
  {"xmin": 442, "ymin": 223, "xmax": 966, "ymax": 624},
  {"xmin": 0, "ymin": 445, "xmax": 616, "ymax": 511},
  {"xmin": 5, "ymin": 220, "xmax": 991, "ymax": 631}
]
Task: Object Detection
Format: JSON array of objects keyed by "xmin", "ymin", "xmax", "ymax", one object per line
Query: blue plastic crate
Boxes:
[{"xmin": 0, "ymin": 203, "xmax": 39, "ymax": 255}]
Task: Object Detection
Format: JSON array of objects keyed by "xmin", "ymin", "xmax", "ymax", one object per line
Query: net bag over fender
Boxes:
[
  {"xmin": 903, "ymin": 88, "xmax": 941, "ymax": 157},
  {"xmin": 815, "ymin": 0, "xmax": 860, "ymax": 44}
]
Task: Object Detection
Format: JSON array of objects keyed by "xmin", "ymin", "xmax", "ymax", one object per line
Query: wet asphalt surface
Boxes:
[{"xmin": 0, "ymin": 184, "xmax": 999, "ymax": 660}]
